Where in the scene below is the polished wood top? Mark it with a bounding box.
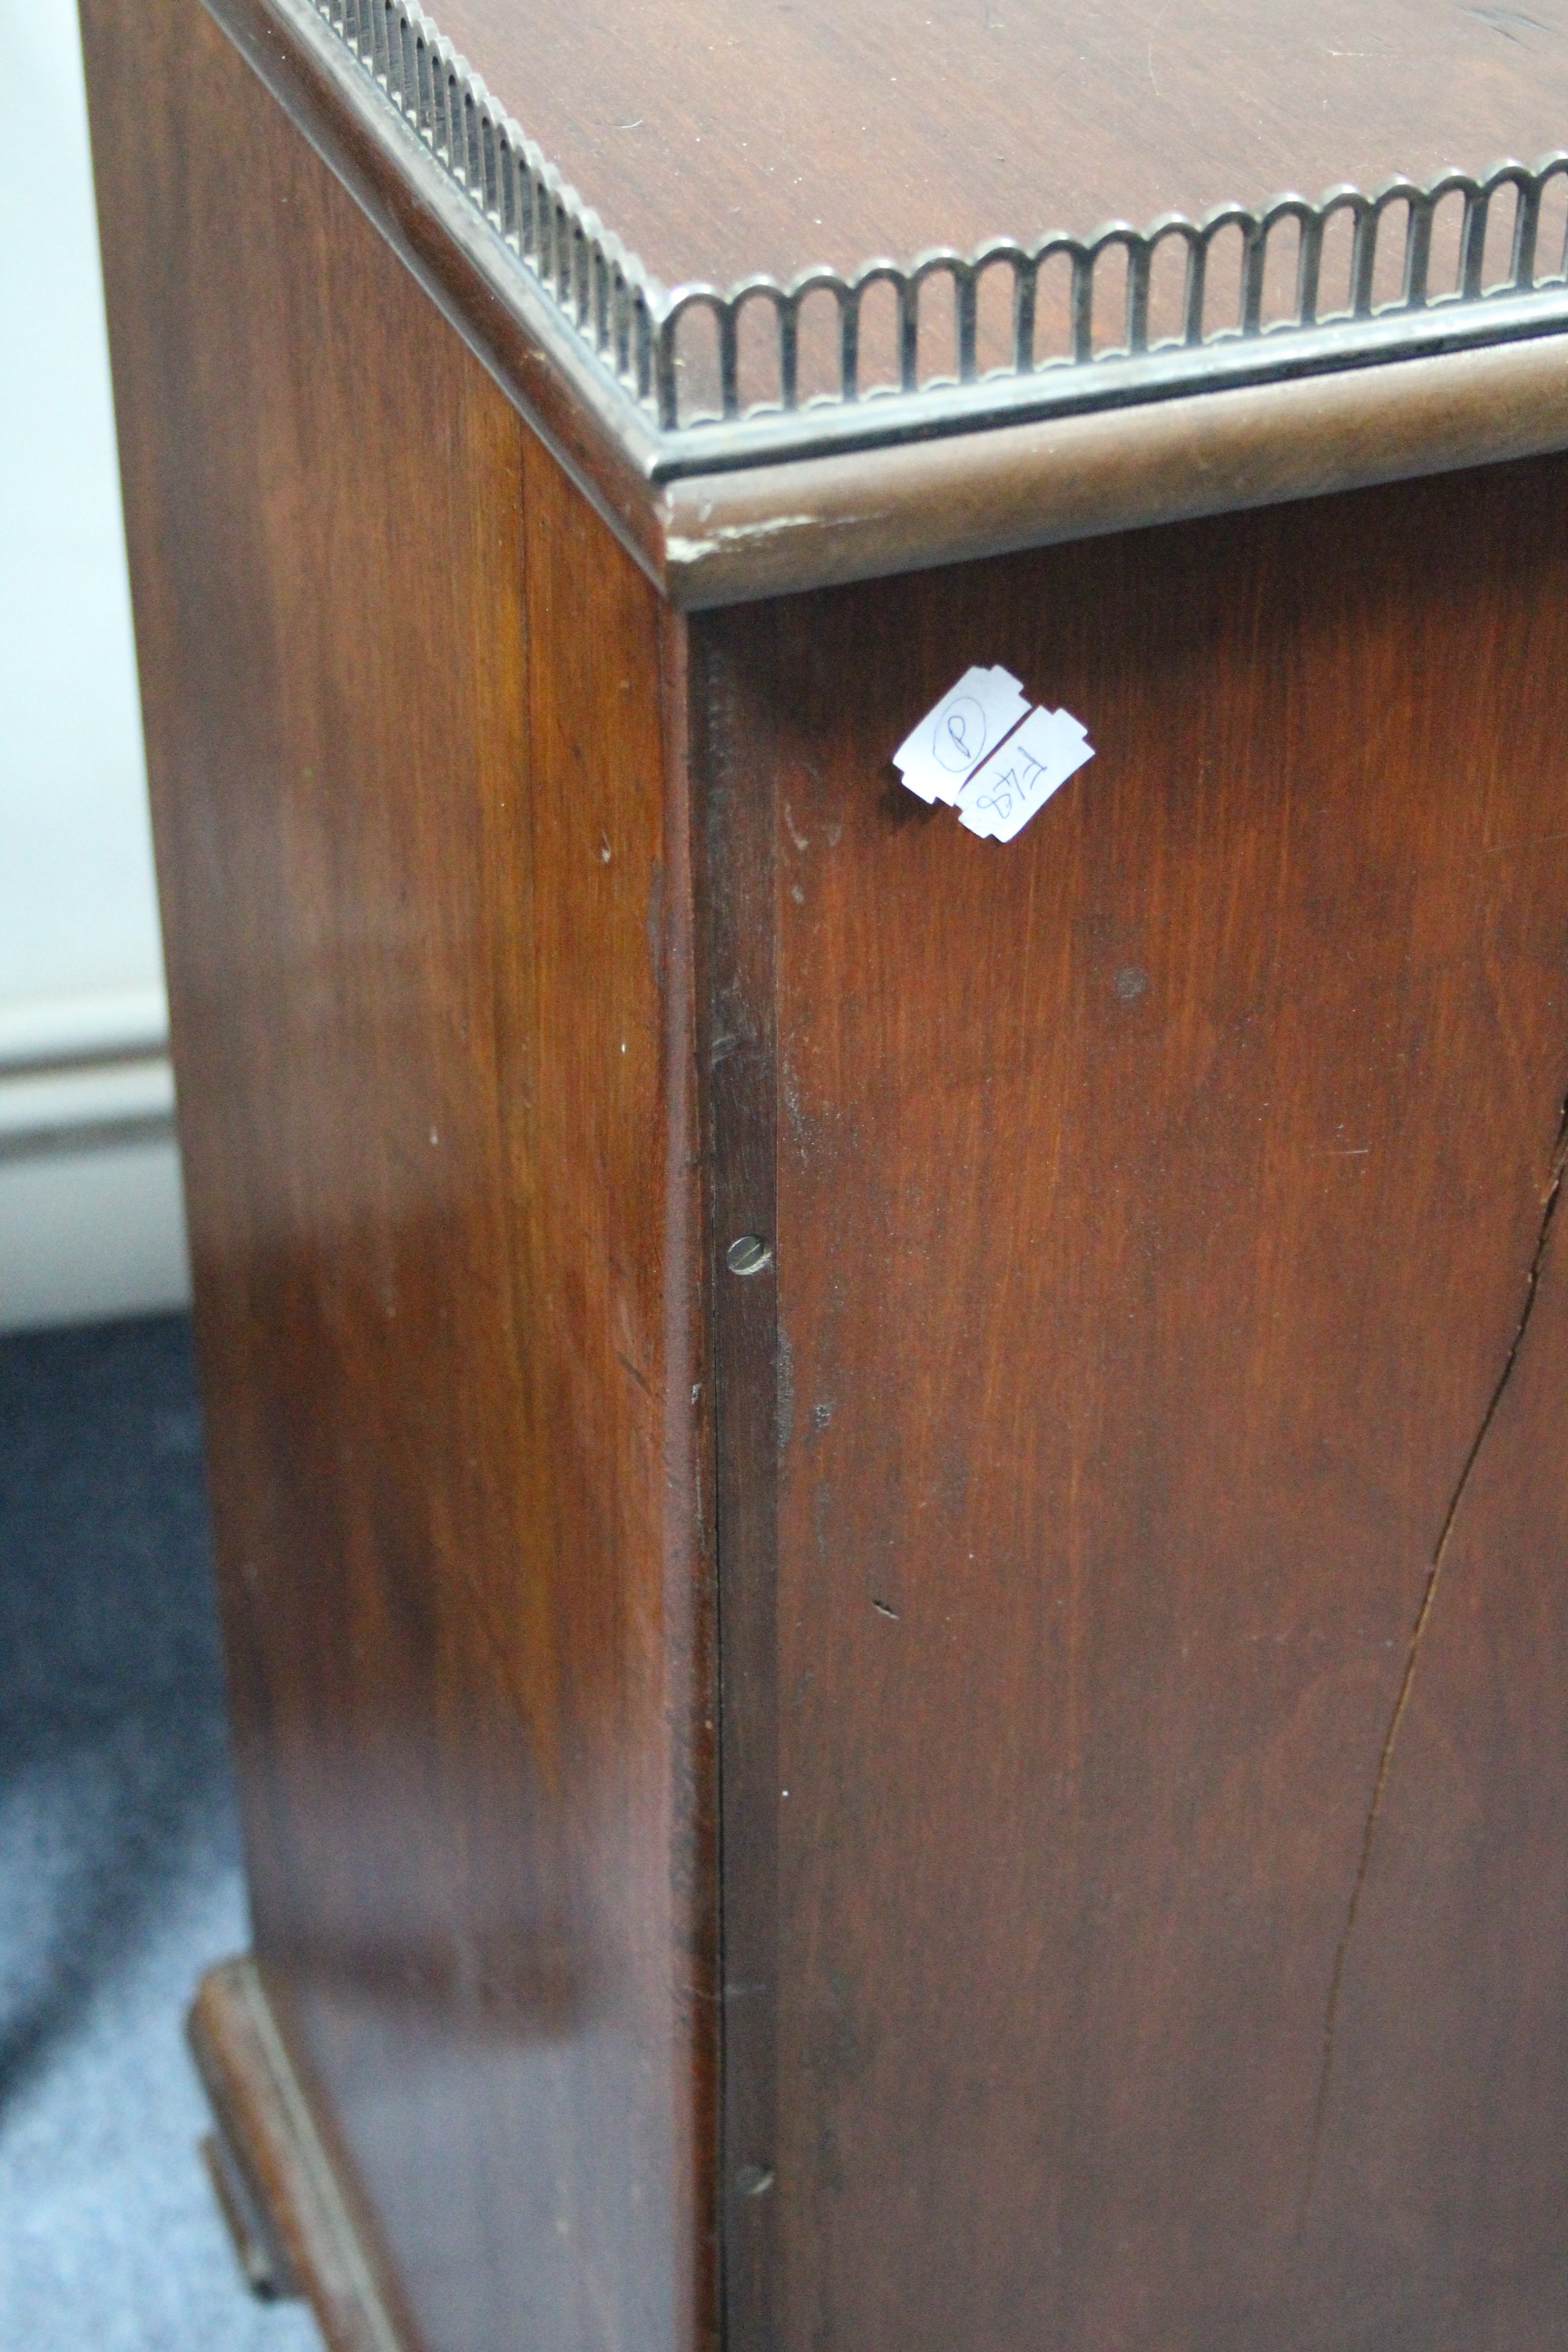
[434,0,1568,286]
[200,0,1568,602]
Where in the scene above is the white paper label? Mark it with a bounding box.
[894,669,1095,843]
[956,705,1094,842]
[892,665,1031,805]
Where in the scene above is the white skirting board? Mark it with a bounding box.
[0,986,192,1334]
[3,0,189,1334]
[0,1135,191,1334]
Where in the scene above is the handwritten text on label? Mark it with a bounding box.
[892,666,1031,805]
[894,670,1095,843]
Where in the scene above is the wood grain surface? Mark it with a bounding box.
[426,0,1568,287]
[81,4,717,2348]
[193,0,670,583]
[696,453,1568,2351]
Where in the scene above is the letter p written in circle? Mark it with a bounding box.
[933,694,986,775]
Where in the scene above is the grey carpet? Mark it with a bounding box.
[0,1314,319,2351]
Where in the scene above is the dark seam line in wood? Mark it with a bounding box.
[707,728,730,2350]
[701,642,738,2343]
[1298,1085,1568,2231]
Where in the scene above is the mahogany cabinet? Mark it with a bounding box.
[80,0,1568,2343]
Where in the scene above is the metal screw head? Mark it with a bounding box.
[735,2163,775,2198]
[726,1234,773,1277]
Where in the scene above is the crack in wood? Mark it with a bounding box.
[1298,1088,1568,2231]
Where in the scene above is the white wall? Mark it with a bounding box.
[0,0,191,1331]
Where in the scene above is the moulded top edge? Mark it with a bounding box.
[203,0,1568,603]
[287,0,1568,456]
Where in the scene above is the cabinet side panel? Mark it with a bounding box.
[704,459,1568,2352]
[79,2,714,2347]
